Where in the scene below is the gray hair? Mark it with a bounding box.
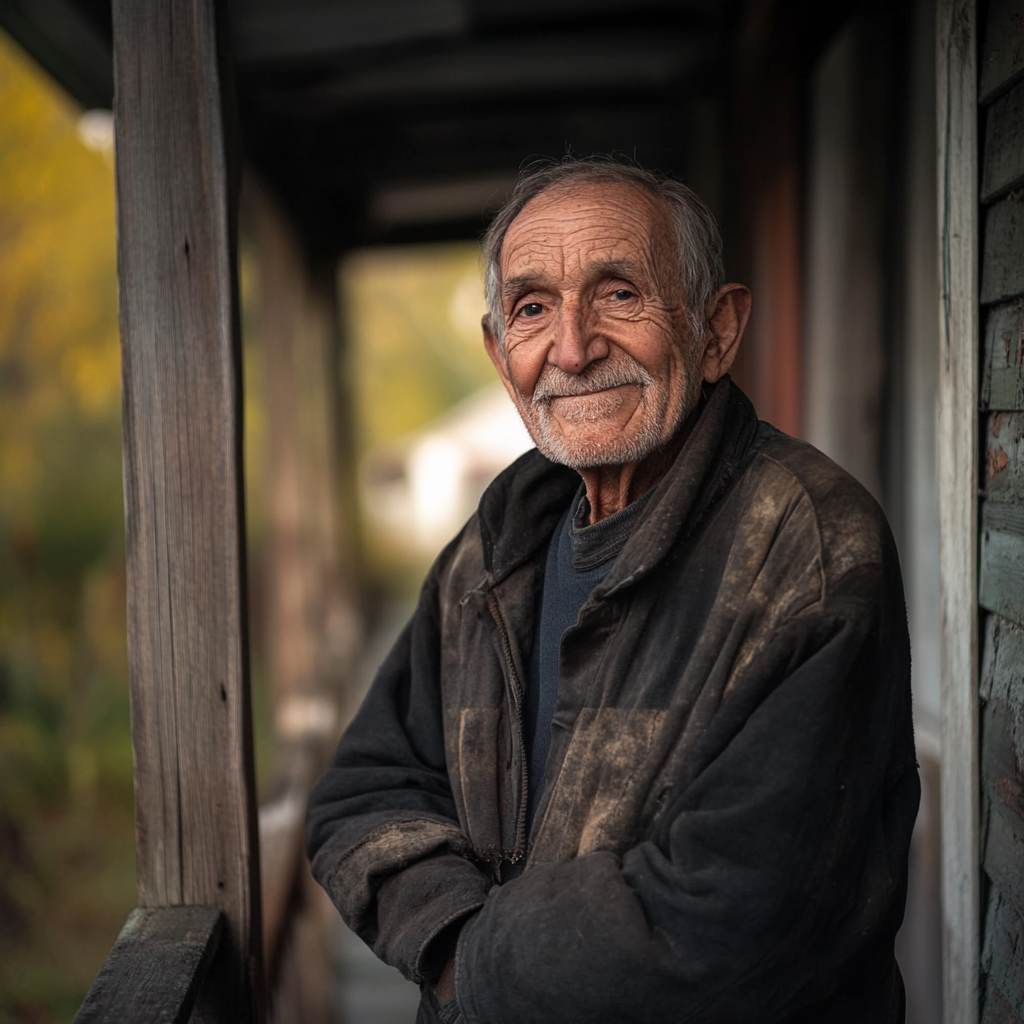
[482,156,725,350]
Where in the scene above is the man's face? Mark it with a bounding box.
[486,182,703,470]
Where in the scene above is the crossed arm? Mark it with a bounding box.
[307,576,918,1023]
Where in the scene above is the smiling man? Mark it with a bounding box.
[307,159,920,1024]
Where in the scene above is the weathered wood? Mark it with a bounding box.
[981,198,1024,306]
[937,2,980,1021]
[244,178,346,746]
[979,0,1024,105]
[983,705,1024,844]
[982,981,1024,1024]
[242,177,357,988]
[984,411,1024,504]
[984,800,1024,925]
[980,528,1024,627]
[979,613,1024,705]
[73,906,222,1024]
[982,301,1024,410]
[983,500,1024,536]
[982,80,1024,203]
[981,888,1024,1023]
[111,0,262,1019]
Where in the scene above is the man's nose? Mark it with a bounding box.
[547,302,607,374]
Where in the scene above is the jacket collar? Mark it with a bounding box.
[477,376,761,588]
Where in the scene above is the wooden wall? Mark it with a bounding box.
[977,0,1024,1019]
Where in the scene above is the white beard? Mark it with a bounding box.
[515,356,690,470]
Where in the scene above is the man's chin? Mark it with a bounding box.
[533,427,661,471]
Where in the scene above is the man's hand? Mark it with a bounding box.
[436,951,457,1006]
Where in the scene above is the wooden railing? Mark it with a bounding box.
[73,909,223,1024]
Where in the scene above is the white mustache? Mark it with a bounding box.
[531,362,653,407]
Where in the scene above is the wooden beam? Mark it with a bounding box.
[0,0,113,110]
[111,0,262,1019]
[73,907,222,1024]
[936,1,980,1022]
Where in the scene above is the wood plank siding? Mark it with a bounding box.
[978,0,1024,1018]
[111,0,262,1018]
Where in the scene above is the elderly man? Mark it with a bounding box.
[306,159,919,1024]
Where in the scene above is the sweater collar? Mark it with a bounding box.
[478,376,760,588]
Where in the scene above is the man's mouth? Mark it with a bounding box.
[535,381,642,407]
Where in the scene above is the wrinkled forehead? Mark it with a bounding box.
[499,182,675,283]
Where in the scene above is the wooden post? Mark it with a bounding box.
[246,178,346,750]
[112,0,263,1020]
[936,1,979,1022]
[244,177,359,1021]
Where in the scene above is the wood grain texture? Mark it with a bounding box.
[73,906,221,1024]
[979,613,1024,705]
[937,1,980,1021]
[981,888,1024,1023]
[980,528,1024,626]
[111,0,262,1019]
[982,301,1024,410]
[982,80,1024,203]
[979,0,1024,105]
[981,198,1024,306]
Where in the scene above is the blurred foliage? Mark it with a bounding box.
[343,244,494,592]
[0,31,135,1023]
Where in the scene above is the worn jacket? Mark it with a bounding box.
[307,377,920,1024]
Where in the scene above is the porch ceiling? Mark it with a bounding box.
[2,0,735,253]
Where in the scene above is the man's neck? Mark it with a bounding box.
[576,400,702,524]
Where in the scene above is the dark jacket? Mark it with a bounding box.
[307,377,920,1024]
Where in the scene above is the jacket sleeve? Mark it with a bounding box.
[454,585,920,1024]
[305,559,493,985]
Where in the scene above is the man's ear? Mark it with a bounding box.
[700,284,751,383]
[483,314,513,391]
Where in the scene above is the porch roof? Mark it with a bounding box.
[1,0,734,254]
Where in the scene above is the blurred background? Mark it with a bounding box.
[0,0,954,1019]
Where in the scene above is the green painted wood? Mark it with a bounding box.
[981,199,1024,306]
[983,412,1024,503]
[984,795,1024,923]
[983,501,1024,536]
[980,0,1024,105]
[980,528,1024,627]
[73,906,222,1024]
[983,80,1024,203]
[980,613,1024,705]
[982,982,1024,1024]
[982,301,1024,411]
[981,698,1024,835]
[982,887,1024,1022]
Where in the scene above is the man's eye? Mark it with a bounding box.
[518,302,544,317]
[612,289,634,301]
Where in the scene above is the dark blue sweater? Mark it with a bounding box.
[524,485,653,831]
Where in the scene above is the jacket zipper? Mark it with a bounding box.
[486,592,528,864]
